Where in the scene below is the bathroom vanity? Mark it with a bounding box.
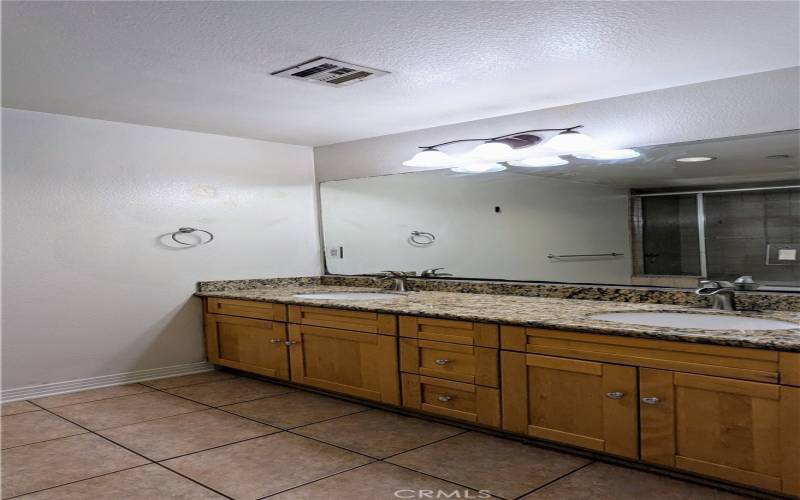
[198,284,800,497]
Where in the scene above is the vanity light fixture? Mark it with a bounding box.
[675,156,716,163]
[574,149,641,160]
[509,156,569,168]
[542,128,599,153]
[404,125,584,167]
[450,163,507,174]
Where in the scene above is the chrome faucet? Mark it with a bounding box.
[377,271,414,292]
[420,267,453,278]
[695,280,736,310]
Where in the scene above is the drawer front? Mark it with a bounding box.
[401,373,500,427]
[501,326,781,383]
[399,316,498,347]
[288,305,396,335]
[400,338,498,387]
[206,298,287,322]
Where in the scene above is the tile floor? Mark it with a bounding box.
[0,371,755,499]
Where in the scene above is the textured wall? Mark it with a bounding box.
[314,68,800,181]
[2,108,321,390]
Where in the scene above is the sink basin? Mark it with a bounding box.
[293,292,403,301]
[589,312,800,330]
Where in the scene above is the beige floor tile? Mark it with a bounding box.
[221,390,367,428]
[1,410,87,449]
[162,432,372,499]
[1,400,39,416]
[1,433,148,499]
[293,409,463,458]
[521,462,750,500]
[387,432,590,499]
[32,384,154,409]
[164,377,296,406]
[270,461,491,500]
[98,408,279,460]
[141,370,238,389]
[15,464,224,499]
[50,392,207,431]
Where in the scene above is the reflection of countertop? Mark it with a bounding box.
[196,285,800,352]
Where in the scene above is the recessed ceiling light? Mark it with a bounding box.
[675,156,716,162]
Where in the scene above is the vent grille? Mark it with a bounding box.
[271,57,389,87]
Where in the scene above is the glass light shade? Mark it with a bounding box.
[509,156,569,168]
[574,149,640,160]
[675,156,716,163]
[466,141,516,161]
[402,149,457,167]
[543,130,598,153]
[450,162,507,174]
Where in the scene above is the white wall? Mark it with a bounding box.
[321,170,631,284]
[2,108,321,391]
[314,68,800,181]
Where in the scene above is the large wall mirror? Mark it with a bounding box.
[319,130,800,290]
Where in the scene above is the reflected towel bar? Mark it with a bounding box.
[547,252,624,258]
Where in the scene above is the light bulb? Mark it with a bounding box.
[466,141,516,161]
[402,148,457,167]
[450,163,506,174]
[509,156,569,168]
[543,130,598,154]
[675,156,716,163]
[574,149,640,160]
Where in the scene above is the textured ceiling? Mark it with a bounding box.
[3,1,798,146]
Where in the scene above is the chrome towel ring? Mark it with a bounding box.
[409,230,436,246]
[171,227,214,246]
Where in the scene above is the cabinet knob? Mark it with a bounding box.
[285,340,299,346]
[434,359,450,365]
[641,396,661,405]
[605,391,625,400]
[437,394,453,402]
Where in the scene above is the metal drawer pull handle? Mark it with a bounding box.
[437,395,453,402]
[285,340,299,346]
[434,359,450,365]
[269,339,283,344]
[605,391,625,400]
[641,397,661,405]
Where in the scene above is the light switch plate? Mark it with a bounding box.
[766,244,799,265]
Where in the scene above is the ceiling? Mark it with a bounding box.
[3,1,798,146]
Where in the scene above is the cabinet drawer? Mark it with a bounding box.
[401,374,500,427]
[288,305,396,335]
[501,326,781,383]
[399,316,498,347]
[206,298,287,322]
[400,338,498,387]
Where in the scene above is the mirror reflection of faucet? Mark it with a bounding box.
[420,267,452,278]
[695,280,736,310]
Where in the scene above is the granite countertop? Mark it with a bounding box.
[196,285,800,352]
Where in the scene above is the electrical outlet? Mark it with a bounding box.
[327,246,344,259]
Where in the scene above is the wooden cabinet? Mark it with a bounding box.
[205,314,290,380]
[501,351,638,459]
[288,305,396,335]
[400,316,498,347]
[400,338,499,387]
[639,368,799,496]
[206,298,286,321]
[402,373,501,427]
[287,324,400,405]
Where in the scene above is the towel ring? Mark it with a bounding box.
[409,230,435,246]
[171,227,214,246]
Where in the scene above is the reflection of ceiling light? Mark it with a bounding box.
[509,156,568,168]
[675,156,716,162]
[542,130,598,153]
[450,163,506,174]
[466,141,516,161]
[402,148,457,167]
[575,149,640,160]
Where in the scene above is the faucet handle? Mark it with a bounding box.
[421,267,453,278]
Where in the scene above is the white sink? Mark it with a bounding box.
[293,292,403,301]
[589,312,800,330]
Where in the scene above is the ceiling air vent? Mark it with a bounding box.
[271,57,389,87]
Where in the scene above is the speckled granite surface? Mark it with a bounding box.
[196,285,800,352]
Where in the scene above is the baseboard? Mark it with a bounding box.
[1,361,215,403]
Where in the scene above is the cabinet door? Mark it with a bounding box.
[501,351,638,459]
[640,369,800,496]
[288,324,400,405]
[205,314,289,380]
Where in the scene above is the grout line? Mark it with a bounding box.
[0,429,92,451]
[256,461,378,499]
[154,431,285,463]
[374,460,493,497]
[511,461,595,500]
[378,430,469,461]
[1,464,155,500]
[151,462,236,500]
[28,386,158,410]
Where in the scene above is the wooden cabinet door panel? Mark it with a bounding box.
[401,374,501,427]
[206,298,287,321]
[205,314,289,380]
[400,338,498,387]
[501,351,638,459]
[640,369,799,496]
[288,324,400,405]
